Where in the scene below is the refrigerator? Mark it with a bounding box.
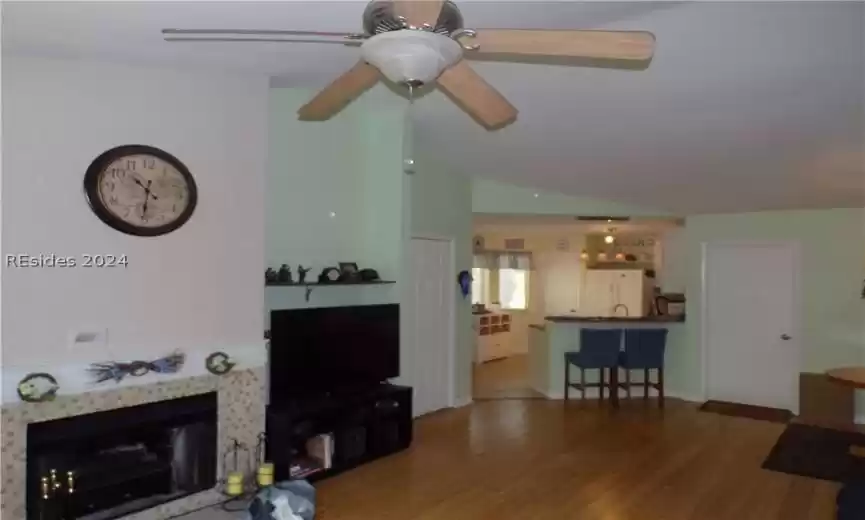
[580,269,653,317]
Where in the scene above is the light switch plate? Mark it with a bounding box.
[69,328,108,350]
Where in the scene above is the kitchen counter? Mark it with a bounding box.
[545,315,685,323]
[528,314,685,399]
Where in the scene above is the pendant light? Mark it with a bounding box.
[604,227,616,244]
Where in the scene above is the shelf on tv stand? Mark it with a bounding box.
[265,280,396,302]
[266,384,412,483]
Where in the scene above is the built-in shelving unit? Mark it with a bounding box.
[265,280,396,302]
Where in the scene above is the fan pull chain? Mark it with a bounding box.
[402,84,416,175]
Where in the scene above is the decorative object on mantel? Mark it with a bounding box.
[265,268,279,284]
[277,264,293,283]
[205,351,236,375]
[318,267,341,284]
[338,262,360,282]
[358,268,380,282]
[297,265,312,283]
[458,270,472,299]
[17,372,60,403]
[87,351,185,384]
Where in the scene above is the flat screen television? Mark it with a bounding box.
[269,304,400,403]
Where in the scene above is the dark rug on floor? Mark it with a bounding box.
[762,423,865,482]
[699,400,793,423]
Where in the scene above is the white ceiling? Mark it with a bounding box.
[3,1,863,214]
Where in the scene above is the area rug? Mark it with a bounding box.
[762,423,865,482]
[699,400,793,423]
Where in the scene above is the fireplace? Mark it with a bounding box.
[26,392,217,520]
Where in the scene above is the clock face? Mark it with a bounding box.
[84,145,197,236]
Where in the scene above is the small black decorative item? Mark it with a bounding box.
[17,372,60,403]
[265,268,278,284]
[318,267,341,284]
[359,268,380,282]
[338,262,360,282]
[205,352,236,375]
[88,351,185,384]
[297,265,312,284]
[277,264,293,283]
[458,270,472,299]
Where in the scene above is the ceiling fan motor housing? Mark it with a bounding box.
[362,0,465,35]
[361,31,463,85]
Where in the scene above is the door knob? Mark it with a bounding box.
[780,334,791,340]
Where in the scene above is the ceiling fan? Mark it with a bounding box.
[163,0,655,130]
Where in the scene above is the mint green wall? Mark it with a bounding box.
[672,208,865,402]
[472,178,673,217]
[411,153,473,402]
[265,88,403,317]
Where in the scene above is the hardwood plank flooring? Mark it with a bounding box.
[313,399,837,520]
[473,354,546,400]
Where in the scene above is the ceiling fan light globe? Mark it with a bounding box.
[361,30,462,85]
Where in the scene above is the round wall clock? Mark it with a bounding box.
[83,144,198,237]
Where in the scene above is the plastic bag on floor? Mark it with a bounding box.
[245,480,316,520]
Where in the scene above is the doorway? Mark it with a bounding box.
[404,237,455,417]
[703,241,801,413]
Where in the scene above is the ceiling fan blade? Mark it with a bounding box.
[462,29,655,61]
[162,28,367,40]
[436,60,517,130]
[392,0,445,28]
[297,61,380,121]
[163,37,362,46]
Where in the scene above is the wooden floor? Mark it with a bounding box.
[314,399,838,520]
[473,354,546,400]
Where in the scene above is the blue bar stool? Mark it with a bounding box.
[564,329,623,404]
[619,329,668,408]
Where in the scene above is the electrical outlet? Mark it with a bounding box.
[69,328,108,349]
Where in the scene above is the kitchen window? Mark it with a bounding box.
[498,268,529,310]
[471,267,490,305]
[497,252,531,310]
[472,252,532,310]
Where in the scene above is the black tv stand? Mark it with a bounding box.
[266,384,412,482]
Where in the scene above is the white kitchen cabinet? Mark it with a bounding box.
[580,269,650,317]
[474,313,513,363]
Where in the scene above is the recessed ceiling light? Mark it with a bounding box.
[533,193,539,198]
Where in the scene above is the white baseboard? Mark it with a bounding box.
[453,396,473,408]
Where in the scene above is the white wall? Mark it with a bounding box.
[1,56,269,400]
[265,87,403,315]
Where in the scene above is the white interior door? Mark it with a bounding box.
[704,242,800,412]
[406,237,453,417]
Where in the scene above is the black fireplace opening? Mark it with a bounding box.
[27,392,217,520]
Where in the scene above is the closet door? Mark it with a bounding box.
[406,238,454,417]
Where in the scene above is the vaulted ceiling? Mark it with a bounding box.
[3,1,863,214]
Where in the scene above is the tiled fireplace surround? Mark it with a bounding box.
[0,367,267,520]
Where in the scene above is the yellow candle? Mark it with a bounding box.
[257,463,274,487]
[226,472,244,496]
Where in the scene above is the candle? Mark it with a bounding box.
[226,472,244,496]
[257,463,274,487]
